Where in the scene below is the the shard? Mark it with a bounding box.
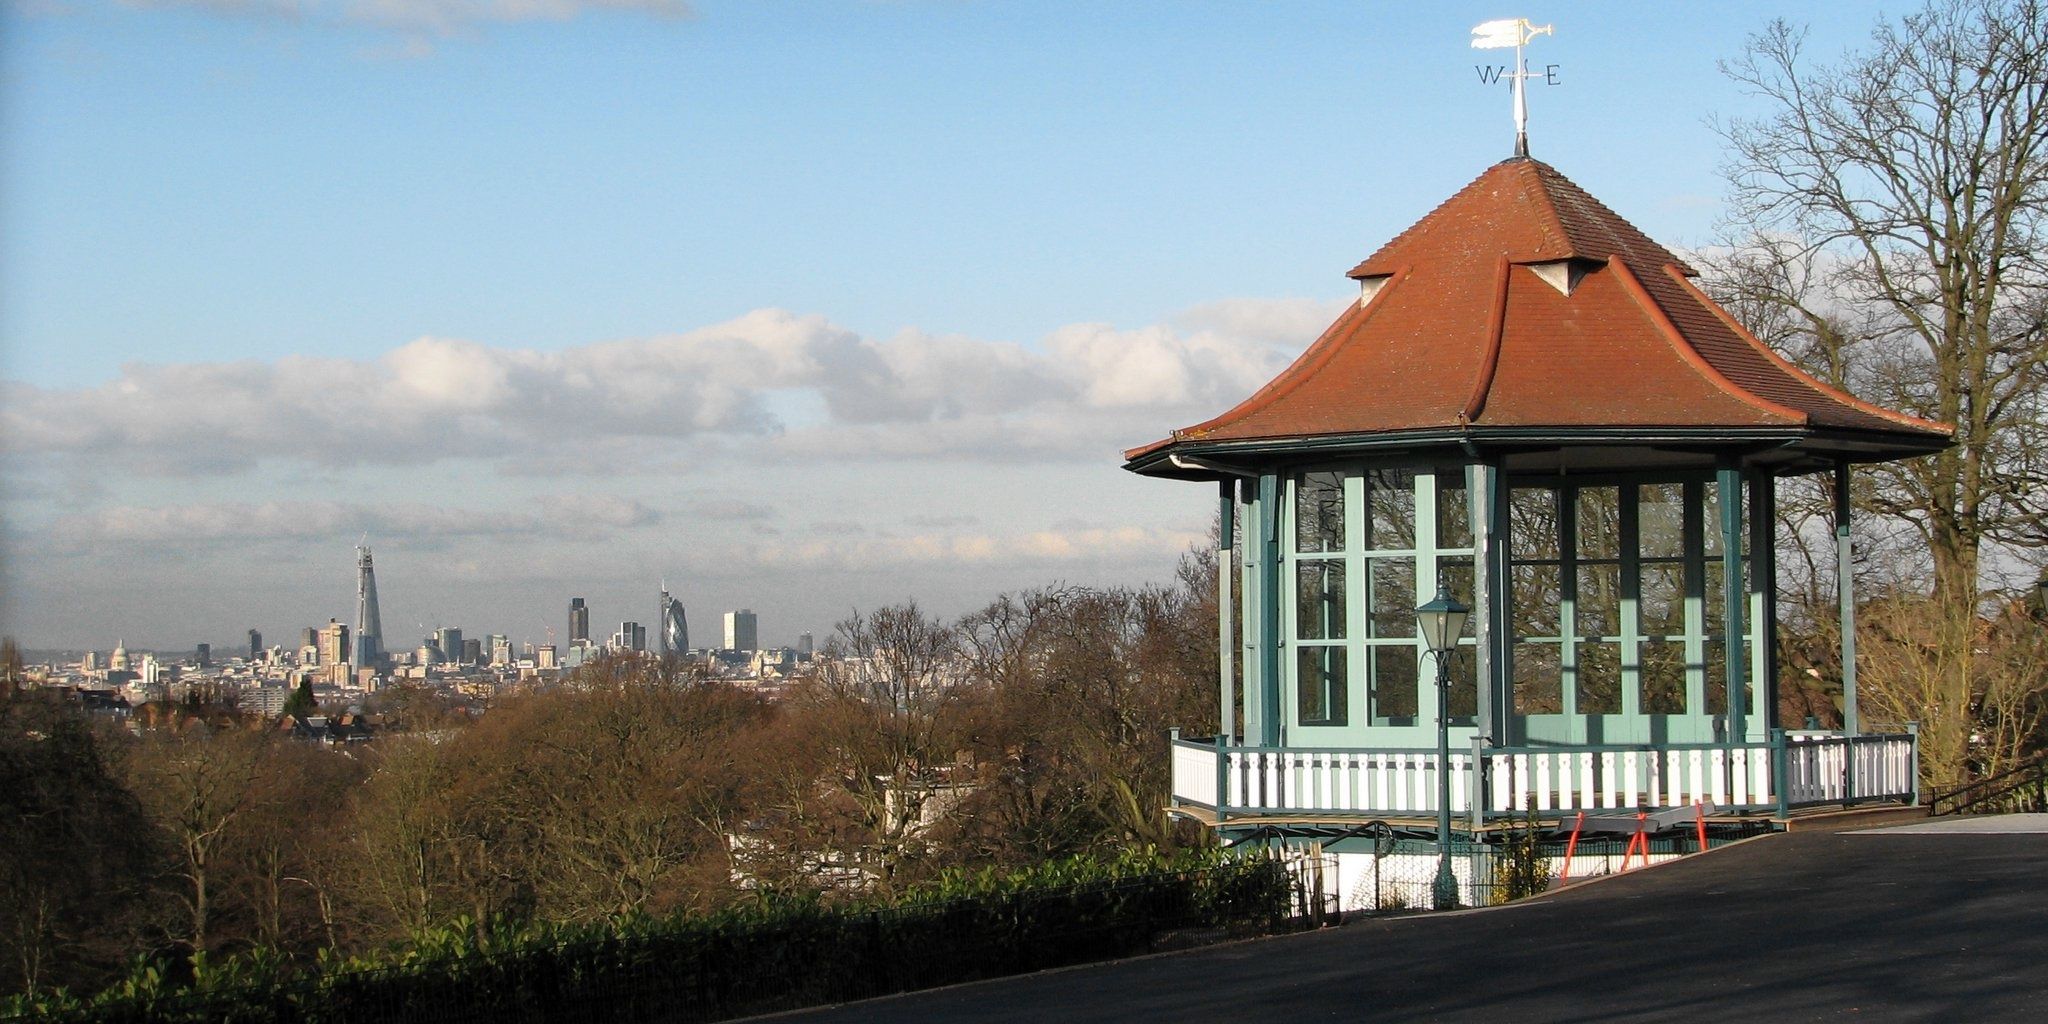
[354,544,384,667]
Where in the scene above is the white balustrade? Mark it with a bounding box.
[1169,733,1917,819]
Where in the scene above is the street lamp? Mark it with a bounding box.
[1417,585,1471,910]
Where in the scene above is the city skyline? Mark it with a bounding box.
[0,3,1887,648]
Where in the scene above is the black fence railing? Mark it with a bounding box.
[1928,753,2048,816]
[8,858,1297,1024]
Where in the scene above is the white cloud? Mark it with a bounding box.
[747,524,1204,573]
[47,496,659,548]
[3,302,1320,477]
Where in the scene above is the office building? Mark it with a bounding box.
[613,621,646,652]
[354,545,384,667]
[723,609,758,652]
[569,598,590,644]
[435,627,463,666]
[248,629,262,661]
[316,620,350,668]
[660,586,688,655]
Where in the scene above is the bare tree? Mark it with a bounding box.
[1714,0,2048,599]
[127,725,266,956]
[800,602,967,893]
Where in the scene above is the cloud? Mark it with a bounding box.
[47,496,659,548]
[746,524,1204,573]
[690,499,776,522]
[4,302,1322,477]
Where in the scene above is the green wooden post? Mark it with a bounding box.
[1834,461,1860,736]
[1258,473,1283,748]
[1469,734,1488,833]
[1771,727,1791,819]
[1718,462,1746,746]
[1218,481,1236,745]
[1907,721,1921,807]
[1214,734,1230,824]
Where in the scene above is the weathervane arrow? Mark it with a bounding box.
[1472,17,1555,158]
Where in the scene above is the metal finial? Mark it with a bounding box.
[1472,18,1555,157]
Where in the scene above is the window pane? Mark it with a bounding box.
[1704,562,1723,636]
[1576,643,1622,715]
[1298,646,1348,726]
[1370,557,1416,637]
[1437,473,1472,549]
[1513,642,1563,715]
[1704,639,1726,715]
[1509,487,1560,559]
[1511,563,1561,637]
[1371,645,1418,722]
[1640,563,1685,636]
[1445,646,1477,722]
[1366,469,1417,550]
[1577,563,1621,638]
[1641,640,1687,714]
[1295,560,1347,640]
[1295,472,1345,553]
[1639,483,1685,559]
[1437,557,1475,617]
[1576,486,1621,559]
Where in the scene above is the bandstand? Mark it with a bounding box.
[1126,155,1951,906]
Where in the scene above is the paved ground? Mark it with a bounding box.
[760,821,2048,1023]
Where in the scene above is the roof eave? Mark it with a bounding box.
[1123,423,1952,479]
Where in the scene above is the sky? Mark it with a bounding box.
[0,0,1897,653]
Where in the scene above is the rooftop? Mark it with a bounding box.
[1125,158,1950,477]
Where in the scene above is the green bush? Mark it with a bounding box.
[4,848,1292,1024]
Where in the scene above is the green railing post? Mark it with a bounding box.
[1770,728,1790,820]
[1907,722,1921,808]
[1214,734,1230,825]
[1470,734,1488,834]
[1843,734,1858,805]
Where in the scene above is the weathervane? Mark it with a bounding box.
[1471,17,1555,158]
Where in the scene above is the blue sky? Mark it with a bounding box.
[1,1,1890,651]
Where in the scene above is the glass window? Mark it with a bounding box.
[1442,646,1478,723]
[1704,639,1728,715]
[1509,487,1560,559]
[1576,644,1623,715]
[1576,486,1621,559]
[1371,646,1418,723]
[1295,561,1346,640]
[1298,646,1347,725]
[1639,563,1686,637]
[1437,475,1472,549]
[1639,483,1685,559]
[1370,558,1416,637]
[1641,640,1687,714]
[1512,643,1563,715]
[1511,563,1561,637]
[1577,564,1621,638]
[1366,469,1417,550]
[1295,472,1344,553]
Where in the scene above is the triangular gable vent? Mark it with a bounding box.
[1358,274,1392,308]
[1525,258,1598,296]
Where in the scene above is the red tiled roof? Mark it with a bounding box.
[1125,158,1951,465]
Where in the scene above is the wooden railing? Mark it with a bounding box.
[1169,730,1918,823]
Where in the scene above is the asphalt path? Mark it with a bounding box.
[760,820,2048,1023]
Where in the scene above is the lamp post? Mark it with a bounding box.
[1417,586,1471,910]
